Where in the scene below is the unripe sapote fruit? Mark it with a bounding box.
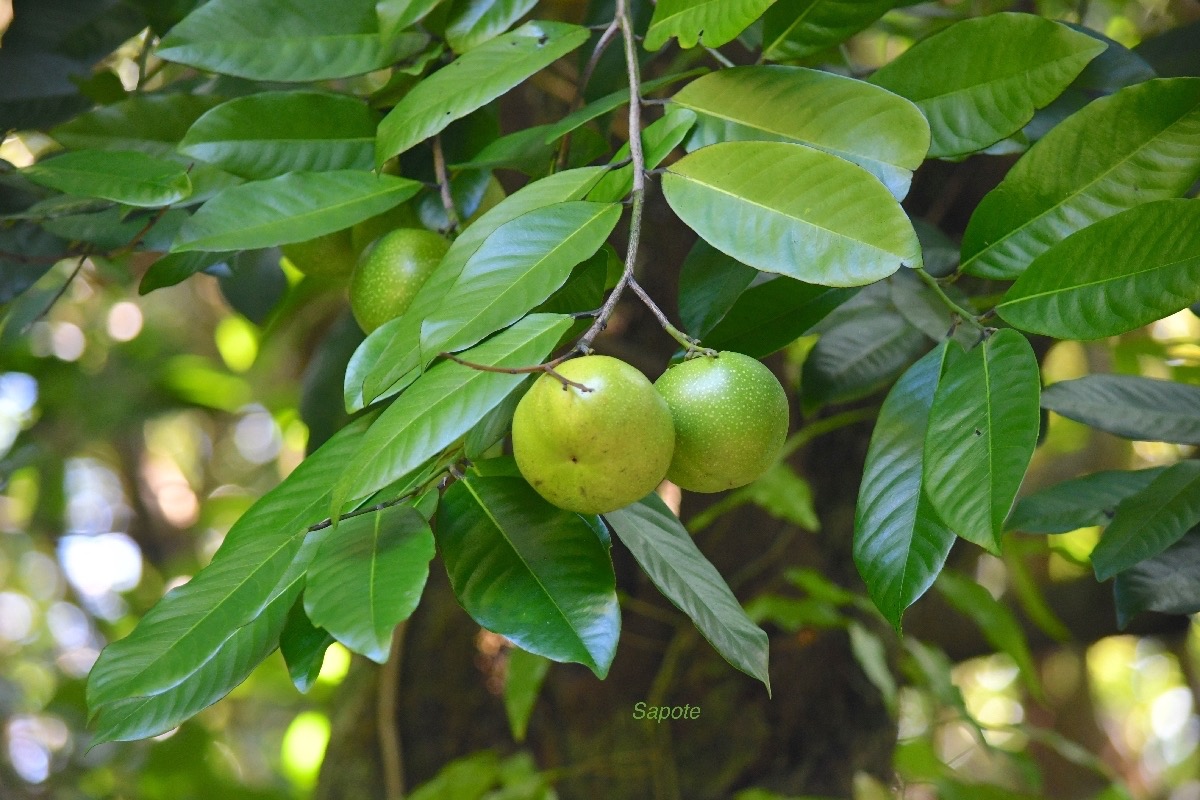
[348,228,449,333]
[281,228,358,277]
[512,356,675,515]
[654,351,789,493]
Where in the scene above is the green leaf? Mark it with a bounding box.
[420,201,621,356]
[997,200,1200,340]
[0,224,68,303]
[332,313,571,514]
[1040,374,1200,445]
[504,646,550,742]
[345,167,606,411]
[869,13,1105,159]
[762,0,898,62]
[645,0,777,50]
[173,171,421,252]
[663,142,921,287]
[139,252,229,295]
[446,0,537,52]
[677,240,756,339]
[588,107,698,203]
[177,92,377,180]
[673,66,929,198]
[305,505,435,663]
[605,494,771,693]
[961,78,1200,280]
[377,21,589,163]
[1091,460,1200,581]
[23,150,191,207]
[409,752,500,800]
[1007,468,1166,534]
[703,277,855,357]
[1114,525,1200,629]
[923,330,1041,553]
[376,0,445,39]
[157,0,426,81]
[438,476,620,677]
[280,599,334,693]
[51,94,224,157]
[853,344,956,630]
[742,463,820,529]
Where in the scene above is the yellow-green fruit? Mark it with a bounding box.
[512,356,675,515]
[350,202,423,254]
[654,352,789,493]
[280,228,358,277]
[348,229,449,333]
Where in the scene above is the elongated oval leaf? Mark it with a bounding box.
[178,92,377,180]
[504,646,550,742]
[438,476,620,677]
[997,200,1200,340]
[1114,525,1200,629]
[332,313,571,514]
[923,330,1041,553]
[305,505,435,664]
[678,240,757,338]
[645,0,776,50]
[280,600,333,694]
[853,344,956,630]
[1007,467,1167,533]
[156,0,426,81]
[173,171,420,252]
[23,150,191,207]
[52,94,225,157]
[762,0,896,61]
[674,66,929,198]
[377,21,589,163]
[446,0,537,52]
[869,13,1105,158]
[605,494,771,692]
[1092,460,1200,581]
[1039,374,1200,445]
[663,141,921,287]
[961,78,1200,279]
[705,278,856,358]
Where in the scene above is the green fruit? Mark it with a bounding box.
[348,228,449,333]
[654,351,789,493]
[512,356,675,515]
[281,228,357,277]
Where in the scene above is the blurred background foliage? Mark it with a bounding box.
[2,0,1200,798]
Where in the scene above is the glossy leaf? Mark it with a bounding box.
[997,200,1200,340]
[376,0,444,38]
[438,476,620,677]
[446,0,537,52]
[23,150,191,207]
[663,141,921,287]
[504,647,550,742]
[305,505,435,663]
[709,277,855,359]
[178,92,377,180]
[1114,525,1200,629]
[762,0,897,61]
[156,0,426,81]
[645,0,776,50]
[923,330,1041,553]
[280,599,333,694]
[332,314,570,514]
[1091,460,1200,581]
[869,13,1105,158]
[377,21,589,163]
[173,171,420,252]
[1039,374,1200,445]
[937,571,1041,698]
[420,201,621,356]
[674,66,929,198]
[605,494,771,693]
[1007,468,1166,534]
[961,78,1200,279]
[677,240,757,338]
[853,344,956,630]
[51,94,224,157]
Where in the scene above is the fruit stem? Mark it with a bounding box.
[439,351,593,393]
[628,278,717,357]
[914,267,987,334]
[432,134,460,235]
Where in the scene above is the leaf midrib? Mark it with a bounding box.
[1002,251,1200,306]
[1097,469,1200,577]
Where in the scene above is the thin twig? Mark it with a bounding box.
[135,29,155,92]
[440,351,592,392]
[913,268,987,334]
[378,623,406,800]
[25,255,87,331]
[628,278,715,356]
[703,45,735,68]
[557,19,621,170]
[431,135,460,234]
[110,206,171,257]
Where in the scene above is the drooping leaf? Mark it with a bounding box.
[446,0,538,52]
[177,91,377,180]
[605,494,771,693]
[172,171,420,252]
[438,476,620,677]
[1040,374,1200,446]
[305,504,435,663]
[23,150,191,207]
[1007,468,1166,533]
[869,13,1105,158]
[663,141,921,287]
[420,201,621,357]
[961,78,1200,280]
[645,0,777,50]
[51,94,224,157]
[677,240,757,339]
[156,0,427,81]
[853,344,956,630]
[377,21,589,163]
[504,646,550,742]
[280,599,334,693]
[332,313,571,514]
[673,66,929,198]
[0,224,69,303]
[703,277,855,357]
[762,0,898,61]
[923,330,1041,553]
[1114,525,1200,629]
[1091,460,1200,581]
[997,200,1200,340]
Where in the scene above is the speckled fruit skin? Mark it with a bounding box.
[348,228,449,333]
[654,352,789,493]
[512,356,675,515]
[281,228,358,277]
